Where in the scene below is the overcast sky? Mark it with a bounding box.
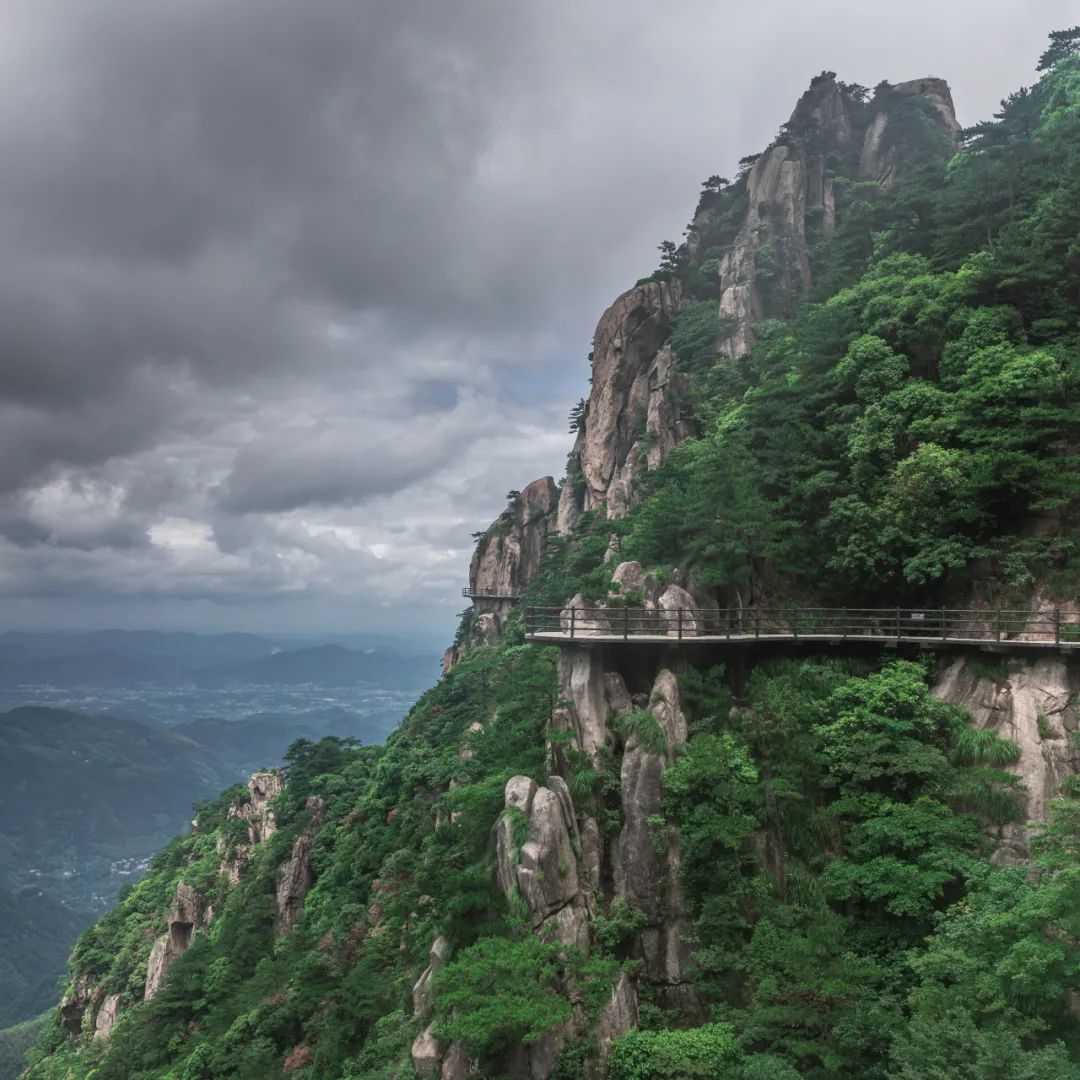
[0,0,1072,641]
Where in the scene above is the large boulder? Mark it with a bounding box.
[609,560,647,599]
[560,593,610,636]
[495,776,589,948]
[658,584,698,636]
[411,1023,442,1079]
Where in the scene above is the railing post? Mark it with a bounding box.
[526,605,532,635]
[793,608,798,640]
[570,605,576,640]
[895,607,901,642]
[941,607,946,641]
[1055,607,1061,645]
[755,610,760,639]
[678,608,683,641]
[842,608,847,640]
[996,610,1001,643]
[623,605,629,641]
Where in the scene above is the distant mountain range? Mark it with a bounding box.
[0,630,438,691]
[0,628,438,1033]
[0,695,412,1028]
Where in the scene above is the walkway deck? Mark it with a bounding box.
[463,587,518,600]
[523,606,1080,653]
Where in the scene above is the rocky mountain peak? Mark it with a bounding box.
[788,70,854,140]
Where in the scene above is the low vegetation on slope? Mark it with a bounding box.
[23,634,1080,1078]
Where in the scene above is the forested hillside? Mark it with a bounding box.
[22,28,1080,1080]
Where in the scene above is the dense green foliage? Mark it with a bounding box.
[615,51,1080,605]
[26,639,560,1079]
[0,1014,46,1080]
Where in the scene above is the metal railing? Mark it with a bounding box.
[524,605,1080,647]
[463,587,519,600]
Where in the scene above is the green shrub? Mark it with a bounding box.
[608,1023,740,1080]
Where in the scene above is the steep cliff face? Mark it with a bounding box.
[859,77,961,186]
[414,650,697,1079]
[275,795,326,937]
[935,655,1080,862]
[557,280,693,530]
[549,73,961,539]
[470,477,559,601]
[576,281,687,520]
[217,768,284,882]
[716,73,959,361]
[444,477,559,672]
[144,883,212,1001]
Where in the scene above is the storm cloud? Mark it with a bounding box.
[0,0,1072,636]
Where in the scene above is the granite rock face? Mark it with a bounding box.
[935,655,1080,862]
[275,796,327,938]
[860,77,961,186]
[218,769,285,882]
[496,775,589,948]
[470,477,559,600]
[555,281,692,528]
[446,476,559,669]
[612,670,697,1013]
[145,882,212,1001]
[93,993,121,1040]
[717,73,960,362]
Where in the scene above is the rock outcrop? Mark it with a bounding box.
[470,477,559,600]
[496,775,590,949]
[613,670,697,1014]
[59,976,97,1036]
[145,882,212,1001]
[93,993,121,1039]
[446,477,559,670]
[563,281,690,524]
[717,73,960,362]
[551,646,629,762]
[412,935,452,1023]
[275,796,327,937]
[935,655,1080,862]
[218,769,284,882]
[860,78,961,187]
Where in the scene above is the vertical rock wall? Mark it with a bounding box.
[555,279,693,529]
[444,476,559,672]
[934,654,1080,862]
[717,73,960,362]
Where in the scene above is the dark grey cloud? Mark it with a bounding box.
[0,0,1073,633]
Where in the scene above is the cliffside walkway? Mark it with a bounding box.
[524,606,1080,653]
[463,587,518,600]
